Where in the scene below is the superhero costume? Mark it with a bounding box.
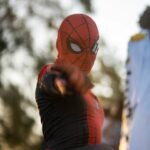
[35,14,104,150]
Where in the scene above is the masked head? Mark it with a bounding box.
[55,14,99,74]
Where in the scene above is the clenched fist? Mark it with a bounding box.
[50,64,93,94]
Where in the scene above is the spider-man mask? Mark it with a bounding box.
[55,14,99,74]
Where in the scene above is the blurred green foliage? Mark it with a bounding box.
[0,0,124,149]
[0,0,94,149]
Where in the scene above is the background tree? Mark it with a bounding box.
[0,0,124,149]
[0,0,95,149]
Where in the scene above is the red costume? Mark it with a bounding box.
[35,14,104,150]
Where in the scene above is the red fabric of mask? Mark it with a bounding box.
[55,14,99,74]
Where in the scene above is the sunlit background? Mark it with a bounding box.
[0,0,150,150]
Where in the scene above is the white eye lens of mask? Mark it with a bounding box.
[70,42,82,52]
[92,41,99,54]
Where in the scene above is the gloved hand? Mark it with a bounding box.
[50,64,93,94]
